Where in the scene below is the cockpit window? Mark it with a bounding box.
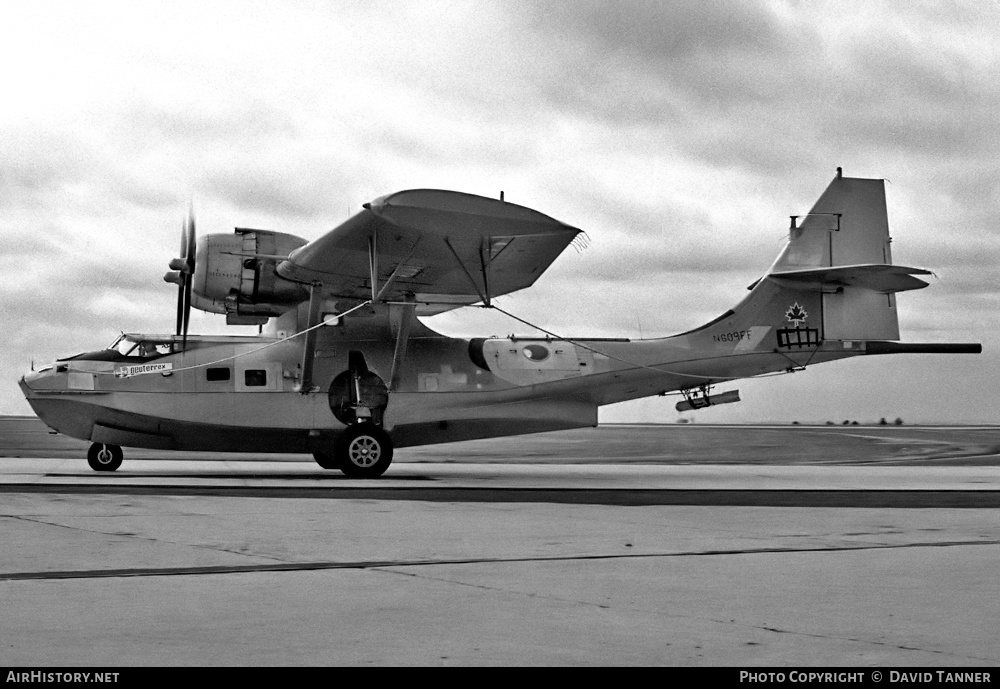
[107,335,173,358]
[107,334,134,356]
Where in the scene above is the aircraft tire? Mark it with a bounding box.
[337,423,393,479]
[312,452,339,470]
[87,443,123,472]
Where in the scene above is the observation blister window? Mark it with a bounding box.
[522,344,550,361]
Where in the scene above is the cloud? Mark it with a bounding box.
[0,128,100,205]
[496,0,1000,190]
[199,152,358,220]
[518,0,795,114]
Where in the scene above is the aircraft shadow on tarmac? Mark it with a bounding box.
[41,471,437,481]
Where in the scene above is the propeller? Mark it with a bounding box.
[163,206,197,347]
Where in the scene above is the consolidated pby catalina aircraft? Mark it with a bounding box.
[20,169,981,477]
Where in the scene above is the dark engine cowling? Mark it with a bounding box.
[192,229,310,322]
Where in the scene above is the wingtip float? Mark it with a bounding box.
[21,171,981,476]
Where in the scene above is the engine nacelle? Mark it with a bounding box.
[192,228,310,319]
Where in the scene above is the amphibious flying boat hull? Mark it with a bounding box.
[19,337,866,454]
[19,380,599,452]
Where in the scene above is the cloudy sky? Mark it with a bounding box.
[2,0,997,424]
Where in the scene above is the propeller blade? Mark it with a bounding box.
[182,276,192,347]
[176,281,185,336]
[182,207,196,346]
[170,204,198,345]
[183,205,196,273]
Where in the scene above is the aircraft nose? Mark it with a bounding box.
[20,366,58,393]
[19,373,37,395]
[20,370,43,392]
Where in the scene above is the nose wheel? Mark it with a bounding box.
[87,443,123,472]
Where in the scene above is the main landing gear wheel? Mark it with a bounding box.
[312,451,339,470]
[337,424,393,479]
[87,443,123,472]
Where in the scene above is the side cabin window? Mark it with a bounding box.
[235,362,281,392]
[244,369,267,387]
[206,367,231,382]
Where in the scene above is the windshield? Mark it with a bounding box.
[106,335,174,358]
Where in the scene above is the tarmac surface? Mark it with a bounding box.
[2,419,1000,666]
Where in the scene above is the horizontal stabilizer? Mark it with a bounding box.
[865,341,982,355]
[770,264,932,293]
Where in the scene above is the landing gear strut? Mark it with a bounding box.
[87,443,123,472]
[313,350,394,478]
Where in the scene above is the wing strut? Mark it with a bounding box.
[443,237,491,306]
[388,300,416,391]
[368,233,379,303]
[479,242,491,306]
[375,239,422,303]
[297,282,324,393]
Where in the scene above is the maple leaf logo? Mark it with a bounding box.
[785,303,808,327]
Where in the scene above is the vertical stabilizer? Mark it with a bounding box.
[770,174,892,272]
[768,173,903,341]
[691,171,932,352]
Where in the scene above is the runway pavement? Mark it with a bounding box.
[2,423,1000,666]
